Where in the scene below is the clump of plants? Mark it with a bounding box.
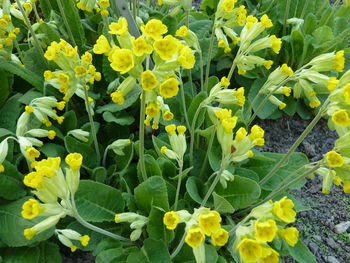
[0,0,349,262]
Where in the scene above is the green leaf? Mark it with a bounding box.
[312,26,333,44]
[0,198,54,247]
[134,176,169,214]
[189,20,213,39]
[286,240,317,263]
[0,57,43,89]
[103,111,135,126]
[187,91,208,127]
[64,136,98,168]
[213,192,235,214]
[0,171,26,200]
[137,154,162,181]
[60,0,86,48]
[143,238,171,263]
[61,110,77,134]
[75,180,125,222]
[96,248,126,263]
[97,86,141,113]
[0,70,10,106]
[40,143,66,158]
[92,167,107,183]
[186,176,207,205]
[147,206,173,242]
[0,94,23,132]
[18,90,42,105]
[215,176,261,210]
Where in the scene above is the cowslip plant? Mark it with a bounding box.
[0,0,349,263]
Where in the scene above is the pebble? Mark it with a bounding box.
[326,256,341,263]
[313,235,322,242]
[308,242,320,254]
[326,238,338,249]
[334,221,350,234]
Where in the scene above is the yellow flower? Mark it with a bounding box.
[272,196,296,223]
[162,110,174,121]
[159,78,179,98]
[44,70,54,81]
[56,116,65,124]
[309,99,321,108]
[65,153,83,170]
[222,117,238,133]
[333,175,342,186]
[26,147,40,160]
[25,105,35,114]
[176,26,189,37]
[279,102,287,110]
[235,87,245,106]
[0,164,4,173]
[81,52,93,64]
[23,172,44,189]
[263,60,273,69]
[154,35,180,61]
[111,91,125,105]
[23,2,33,11]
[141,19,168,40]
[334,50,345,72]
[177,125,186,134]
[56,101,66,111]
[220,77,230,87]
[99,0,110,8]
[110,49,135,74]
[0,19,8,27]
[326,77,339,91]
[132,36,153,56]
[74,66,87,77]
[93,35,111,54]
[222,0,237,12]
[270,35,282,54]
[281,63,293,76]
[325,151,344,167]
[145,102,160,118]
[215,108,232,120]
[250,125,265,146]
[185,227,205,248]
[34,157,60,177]
[235,127,247,142]
[283,86,291,97]
[21,198,44,219]
[109,17,128,36]
[48,130,56,140]
[24,228,37,240]
[280,227,299,247]
[260,247,279,263]
[246,15,258,30]
[141,70,158,91]
[332,110,350,127]
[80,235,90,246]
[165,124,176,135]
[343,180,350,193]
[343,84,350,104]
[177,46,195,69]
[260,14,273,28]
[254,219,277,242]
[163,211,180,230]
[58,73,70,84]
[71,245,77,252]
[211,228,228,246]
[198,210,222,235]
[237,238,262,263]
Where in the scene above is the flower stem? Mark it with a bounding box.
[201,167,225,206]
[189,101,205,167]
[259,102,328,186]
[174,163,183,210]
[204,21,216,91]
[83,87,101,165]
[180,75,190,129]
[199,128,216,177]
[139,91,148,181]
[56,0,76,46]
[283,0,291,35]
[16,0,48,67]
[199,51,204,91]
[102,146,110,167]
[170,233,186,259]
[74,213,131,242]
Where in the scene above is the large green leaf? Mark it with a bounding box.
[215,176,261,210]
[286,240,317,263]
[0,70,11,106]
[142,238,171,263]
[0,57,43,89]
[147,206,173,242]
[0,94,23,132]
[137,154,162,181]
[187,91,208,128]
[60,0,85,48]
[75,180,125,222]
[0,163,27,200]
[134,176,169,214]
[0,198,54,247]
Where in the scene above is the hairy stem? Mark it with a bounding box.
[199,128,216,177]
[174,164,183,210]
[56,0,76,46]
[139,91,148,181]
[283,0,291,36]
[201,167,225,206]
[189,101,205,167]
[83,88,101,165]
[204,21,216,91]
[259,102,328,186]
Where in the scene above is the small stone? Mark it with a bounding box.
[326,238,338,249]
[309,242,319,254]
[334,221,350,234]
[313,235,322,242]
[326,256,340,263]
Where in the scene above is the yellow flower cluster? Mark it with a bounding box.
[94,18,196,129]
[114,212,148,241]
[44,39,101,105]
[235,197,299,263]
[22,153,84,243]
[76,0,110,16]
[163,208,228,255]
[56,229,90,252]
[212,108,264,167]
[0,12,20,53]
